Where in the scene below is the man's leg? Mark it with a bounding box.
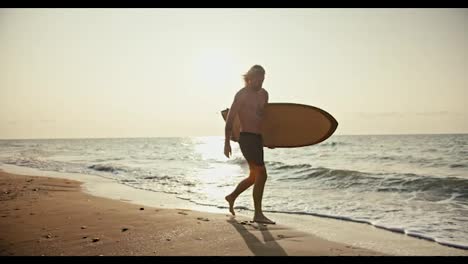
[225,162,257,215]
[252,164,275,224]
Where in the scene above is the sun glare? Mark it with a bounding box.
[193,49,239,87]
[193,136,226,161]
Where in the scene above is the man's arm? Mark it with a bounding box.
[225,92,243,144]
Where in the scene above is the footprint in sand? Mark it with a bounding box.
[196,217,209,222]
[177,211,188,215]
[239,221,262,229]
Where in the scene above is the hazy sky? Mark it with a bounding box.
[1,8,467,139]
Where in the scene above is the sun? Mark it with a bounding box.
[194,48,239,87]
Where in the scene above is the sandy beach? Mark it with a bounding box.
[0,170,386,256]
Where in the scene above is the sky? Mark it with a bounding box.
[1,8,467,139]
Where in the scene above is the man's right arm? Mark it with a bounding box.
[225,92,243,144]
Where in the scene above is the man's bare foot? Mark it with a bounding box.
[225,195,235,216]
[253,215,276,225]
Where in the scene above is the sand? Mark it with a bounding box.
[0,170,385,256]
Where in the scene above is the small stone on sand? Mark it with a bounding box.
[140,207,144,210]
[92,238,100,242]
[121,228,129,232]
[81,226,87,229]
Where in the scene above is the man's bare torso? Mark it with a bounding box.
[236,87,268,134]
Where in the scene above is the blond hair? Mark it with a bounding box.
[243,65,265,85]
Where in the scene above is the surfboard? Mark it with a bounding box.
[221,103,338,148]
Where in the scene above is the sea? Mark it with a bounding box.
[0,134,467,249]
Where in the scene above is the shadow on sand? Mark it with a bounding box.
[226,217,288,256]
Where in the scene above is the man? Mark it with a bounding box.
[224,64,275,225]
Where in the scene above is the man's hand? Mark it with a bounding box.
[224,143,232,158]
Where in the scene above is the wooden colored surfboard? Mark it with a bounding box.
[221,103,338,148]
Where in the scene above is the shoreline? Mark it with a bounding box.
[1,164,467,256]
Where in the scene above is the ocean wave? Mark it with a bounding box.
[0,142,25,148]
[93,157,125,162]
[87,164,128,173]
[143,175,171,180]
[1,157,90,177]
[450,163,467,168]
[3,157,57,169]
[379,156,397,161]
[397,175,468,195]
[20,148,54,158]
[120,179,138,183]
[317,141,349,147]
[226,157,247,165]
[276,164,313,170]
[265,161,286,167]
[274,165,468,197]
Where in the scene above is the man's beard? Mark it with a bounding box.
[251,84,261,91]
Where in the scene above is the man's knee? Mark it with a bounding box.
[256,164,266,174]
[247,165,256,182]
[252,164,267,181]
[249,162,265,172]
[247,173,256,183]
[248,163,266,179]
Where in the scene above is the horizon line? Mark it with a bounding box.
[1,132,468,141]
